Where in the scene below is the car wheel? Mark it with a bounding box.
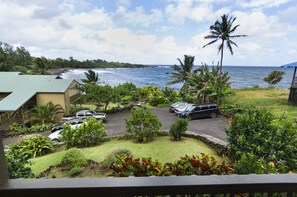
[187,115,193,120]
[210,112,217,118]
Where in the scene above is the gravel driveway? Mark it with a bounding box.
[2,107,229,146]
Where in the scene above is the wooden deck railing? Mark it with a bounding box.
[0,174,297,196]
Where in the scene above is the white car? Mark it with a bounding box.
[48,123,82,142]
[174,103,193,114]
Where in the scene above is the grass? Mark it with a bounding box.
[30,136,224,176]
[229,88,297,119]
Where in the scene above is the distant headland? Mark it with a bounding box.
[280,62,297,68]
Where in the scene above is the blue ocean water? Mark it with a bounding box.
[60,66,295,89]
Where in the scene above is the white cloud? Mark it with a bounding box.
[119,0,131,8]
[112,6,162,26]
[236,0,290,9]
[0,0,296,66]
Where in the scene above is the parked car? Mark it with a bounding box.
[62,110,107,122]
[51,117,84,133]
[48,123,82,142]
[174,102,193,114]
[177,103,220,120]
[169,102,186,112]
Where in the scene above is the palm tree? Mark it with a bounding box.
[203,14,246,72]
[31,102,64,124]
[166,55,195,93]
[187,64,231,104]
[81,69,99,84]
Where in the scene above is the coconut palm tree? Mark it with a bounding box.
[166,55,195,93]
[82,69,99,84]
[203,14,246,72]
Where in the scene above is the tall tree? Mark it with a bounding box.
[81,69,99,84]
[167,55,195,93]
[30,57,52,75]
[263,70,285,86]
[203,14,246,72]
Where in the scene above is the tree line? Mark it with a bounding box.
[0,41,146,74]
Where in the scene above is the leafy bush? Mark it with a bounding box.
[60,148,87,176]
[60,117,107,148]
[7,136,54,158]
[9,122,29,134]
[148,90,166,106]
[169,118,189,140]
[101,148,133,169]
[162,153,233,176]
[6,152,34,179]
[9,122,52,134]
[29,123,52,133]
[111,153,233,177]
[125,108,162,142]
[111,154,162,177]
[226,107,297,172]
[234,153,277,174]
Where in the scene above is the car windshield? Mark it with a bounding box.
[184,105,195,112]
[177,103,187,108]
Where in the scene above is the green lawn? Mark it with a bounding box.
[229,88,297,119]
[30,136,224,176]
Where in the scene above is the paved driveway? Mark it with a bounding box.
[2,107,229,146]
[105,107,229,142]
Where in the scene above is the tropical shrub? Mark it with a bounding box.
[111,153,233,177]
[29,123,52,133]
[169,118,189,140]
[9,122,29,134]
[60,148,87,176]
[226,107,297,172]
[7,136,54,158]
[31,101,64,124]
[187,64,231,104]
[9,123,52,134]
[60,117,107,148]
[163,87,182,104]
[148,89,166,106]
[162,153,233,176]
[111,154,162,177]
[125,108,162,142]
[234,153,277,174]
[101,148,133,169]
[6,152,34,179]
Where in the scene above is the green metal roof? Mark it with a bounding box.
[0,72,76,112]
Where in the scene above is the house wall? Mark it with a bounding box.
[65,81,80,115]
[36,93,66,120]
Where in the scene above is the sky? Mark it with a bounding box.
[1,0,297,66]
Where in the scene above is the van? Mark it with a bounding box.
[177,103,220,120]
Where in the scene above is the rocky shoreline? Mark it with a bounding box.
[48,68,70,76]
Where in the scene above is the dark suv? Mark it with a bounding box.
[177,103,220,120]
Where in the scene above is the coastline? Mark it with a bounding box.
[48,68,70,76]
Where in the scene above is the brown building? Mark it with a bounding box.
[0,72,80,129]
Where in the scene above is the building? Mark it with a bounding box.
[0,72,79,128]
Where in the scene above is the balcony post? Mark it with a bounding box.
[0,136,9,185]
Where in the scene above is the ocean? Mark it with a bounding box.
[59,66,295,89]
